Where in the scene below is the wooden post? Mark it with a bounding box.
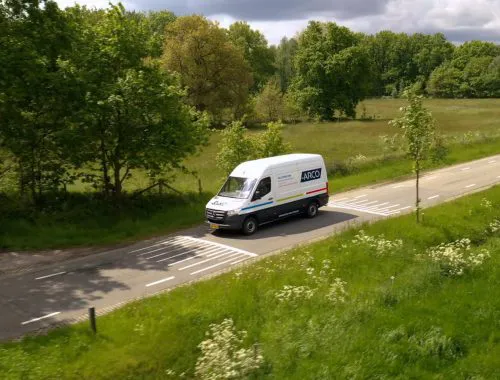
[89,307,97,334]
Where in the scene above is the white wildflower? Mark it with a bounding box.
[488,219,500,233]
[352,230,403,255]
[195,319,263,380]
[428,238,490,276]
[275,285,315,302]
[480,198,493,209]
[326,278,347,304]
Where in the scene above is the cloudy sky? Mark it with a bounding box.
[56,0,500,45]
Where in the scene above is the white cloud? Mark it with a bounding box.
[55,0,500,44]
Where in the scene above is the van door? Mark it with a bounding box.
[250,176,275,223]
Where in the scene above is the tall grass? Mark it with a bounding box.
[1,186,499,379]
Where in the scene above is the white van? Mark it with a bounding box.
[205,154,329,235]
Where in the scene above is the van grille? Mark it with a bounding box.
[206,208,226,222]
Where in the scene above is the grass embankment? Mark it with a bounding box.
[1,98,499,251]
[1,186,499,379]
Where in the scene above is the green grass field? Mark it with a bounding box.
[1,186,499,379]
[1,98,499,251]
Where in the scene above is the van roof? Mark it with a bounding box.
[231,154,323,178]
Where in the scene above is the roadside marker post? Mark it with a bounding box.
[89,307,97,334]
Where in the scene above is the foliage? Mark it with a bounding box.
[390,90,436,221]
[215,121,257,175]
[291,21,373,120]
[195,318,264,380]
[227,21,275,92]
[161,15,253,120]
[428,238,490,276]
[0,0,80,200]
[275,37,298,93]
[216,121,291,175]
[254,79,284,122]
[70,5,208,197]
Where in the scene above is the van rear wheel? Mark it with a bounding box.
[242,217,258,235]
[306,202,318,218]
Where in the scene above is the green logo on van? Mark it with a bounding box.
[301,168,322,182]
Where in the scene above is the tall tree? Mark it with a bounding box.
[390,90,436,223]
[161,15,253,120]
[71,5,208,197]
[275,37,298,93]
[227,21,275,92]
[0,0,79,200]
[291,21,372,120]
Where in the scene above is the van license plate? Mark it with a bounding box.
[210,224,219,229]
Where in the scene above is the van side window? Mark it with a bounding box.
[252,177,271,201]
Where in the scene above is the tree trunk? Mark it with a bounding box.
[99,127,111,197]
[113,161,122,198]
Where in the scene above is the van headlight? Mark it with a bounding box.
[227,209,240,217]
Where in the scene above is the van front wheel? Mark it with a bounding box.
[242,217,258,235]
[306,202,318,218]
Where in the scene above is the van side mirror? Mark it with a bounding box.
[253,189,262,201]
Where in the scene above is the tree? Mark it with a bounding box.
[254,79,284,122]
[228,21,275,92]
[291,21,372,120]
[216,121,256,175]
[0,0,79,201]
[71,5,208,198]
[390,90,436,222]
[216,120,291,175]
[254,121,291,158]
[161,15,253,120]
[427,63,463,98]
[275,37,298,93]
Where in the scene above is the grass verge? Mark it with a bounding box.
[1,185,499,379]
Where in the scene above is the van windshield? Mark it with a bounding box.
[218,177,256,199]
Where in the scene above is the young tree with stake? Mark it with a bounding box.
[390,90,436,222]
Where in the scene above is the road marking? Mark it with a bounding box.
[423,175,437,181]
[392,184,405,189]
[489,160,496,163]
[147,243,216,260]
[156,246,220,263]
[465,184,476,188]
[353,194,367,199]
[364,202,390,210]
[129,237,180,253]
[181,236,257,257]
[328,202,392,216]
[145,276,175,287]
[334,197,349,201]
[377,204,400,211]
[178,252,236,271]
[35,271,66,280]
[461,167,470,171]
[167,248,231,266]
[21,312,60,325]
[427,195,440,200]
[392,206,412,213]
[189,254,244,275]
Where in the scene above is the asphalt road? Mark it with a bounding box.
[1,154,499,341]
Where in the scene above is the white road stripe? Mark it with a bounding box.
[178,252,237,271]
[166,248,232,266]
[353,194,367,199]
[145,276,175,287]
[129,237,180,253]
[21,312,60,325]
[363,202,390,210]
[147,243,218,260]
[488,160,496,163]
[190,255,247,275]
[138,238,201,256]
[465,184,476,188]
[181,236,257,257]
[377,204,400,211]
[35,271,66,280]
[392,206,413,212]
[392,184,406,189]
[334,197,350,201]
[423,175,437,181]
[461,167,470,171]
[427,195,440,200]
[349,199,373,205]
[328,203,391,216]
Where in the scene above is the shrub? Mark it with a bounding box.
[428,238,490,276]
[195,318,264,380]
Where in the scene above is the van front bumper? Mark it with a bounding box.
[206,214,246,231]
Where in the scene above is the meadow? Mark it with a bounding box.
[1,98,499,251]
[1,185,499,379]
